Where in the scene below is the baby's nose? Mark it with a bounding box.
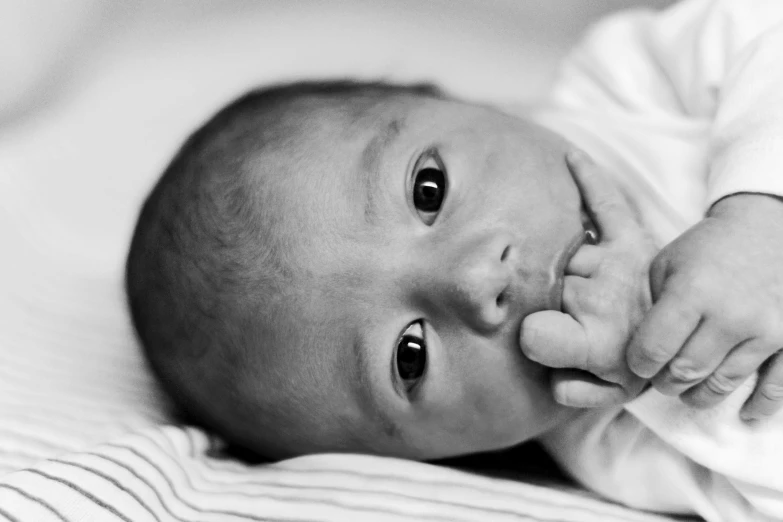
[439,237,516,334]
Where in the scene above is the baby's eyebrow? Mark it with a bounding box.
[360,118,404,224]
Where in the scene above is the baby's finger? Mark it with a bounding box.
[520,310,589,369]
[566,149,635,242]
[627,290,701,378]
[564,244,602,278]
[651,318,741,396]
[680,339,767,409]
[741,350,783,422]
[551,369,630,408]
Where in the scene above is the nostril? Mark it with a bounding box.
[496,291,506,308]
[500,245,511,262]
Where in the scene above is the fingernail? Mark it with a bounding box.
[740,413,758,425]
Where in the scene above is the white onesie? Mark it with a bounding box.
[530,0,783,520]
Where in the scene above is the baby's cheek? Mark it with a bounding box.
[460,383,535,446]
[431,338,557,447]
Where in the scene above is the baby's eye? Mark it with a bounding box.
[412,152,447,226]
[396,320,427,392]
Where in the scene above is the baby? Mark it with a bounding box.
[126,0,783,519]
[126,81,599,459]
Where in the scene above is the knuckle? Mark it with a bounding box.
[702,371,742,397]
[666,359,708,384]
[639,342,676,367]
[758,382,783,403]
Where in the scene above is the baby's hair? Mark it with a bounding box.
[125,79,444,456]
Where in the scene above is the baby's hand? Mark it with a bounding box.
[520,151,657,408]
[627,193,783,423]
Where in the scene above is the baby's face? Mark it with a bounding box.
[253,94,590,460]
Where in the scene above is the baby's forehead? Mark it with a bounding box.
[299,95,490,175]
[308,91,477,136]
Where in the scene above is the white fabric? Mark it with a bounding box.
[628,378,783,518]
[0,2,689,521]
[531,1,783,520]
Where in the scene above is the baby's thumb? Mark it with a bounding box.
[520,311,590,369]
[551,369,630,408]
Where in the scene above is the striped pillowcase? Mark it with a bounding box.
[0,426,685,522]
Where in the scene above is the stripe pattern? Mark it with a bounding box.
[0,426,687,522]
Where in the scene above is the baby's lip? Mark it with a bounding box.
[547,231,586,311]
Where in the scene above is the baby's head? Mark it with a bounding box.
[126,80,589,461]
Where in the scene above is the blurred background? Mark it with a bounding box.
[0,0,676,269]
[1,0,675,125]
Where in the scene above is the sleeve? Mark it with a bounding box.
[625,374,783,519]
[539,407,762,521]
[547,0,783,206]
[539,407,701,515]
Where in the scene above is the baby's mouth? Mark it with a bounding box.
[547,231,586,311]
